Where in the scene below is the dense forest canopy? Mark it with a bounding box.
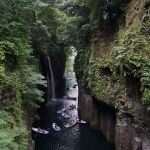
[0,1,48,149]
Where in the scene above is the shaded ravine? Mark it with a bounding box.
[32,73,115,150]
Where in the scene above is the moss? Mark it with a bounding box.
[75,0,150,112]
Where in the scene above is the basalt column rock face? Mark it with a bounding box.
[115,116,133,150]
[90,100,116,143]
[115,75,150,150]
[100,106,107,137]
[78,90,92,122]
[142,136,150,150]
[75,0,150,149]
[105,108,116,143]
[78,89,116,144]
[90,100,101,130]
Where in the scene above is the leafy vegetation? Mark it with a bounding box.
[73,0,150,111]
[0,0,88,148]
[0,0,69,149]
[0,0,49,149]
[77,0,130,31]
[0,110,27,150]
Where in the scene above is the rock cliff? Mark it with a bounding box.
[75,0,150,149]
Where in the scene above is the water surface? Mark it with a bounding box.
[32,73,115,150]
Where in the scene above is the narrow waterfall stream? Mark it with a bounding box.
[32,72,115,150]
[47,56,56,100]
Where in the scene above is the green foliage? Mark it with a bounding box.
[22,71,47,106]
[74,0,150,111]
[87,10,150,108]
[37,6,63,33]
[58,16,79,45]
[110,24,150,105]
[106,0,130,12]
[74,47,90,84]
[141,88,150,105]
[86,56,126,107]
[0,0,50,149]
[0,110,27,150]
[33,1,50,7]
[31,1,68,80]
[77,0,130,31]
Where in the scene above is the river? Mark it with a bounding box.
[32,73,115,150]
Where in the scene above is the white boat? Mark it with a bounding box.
[56,110,62,114]
[56,108,67,114]
[62,108,67,112]
[78,120,87,124]
[67,96,77,100]
[63,95,69,99]
[52,123,61,131]
[64,121,77,128]
[62,113,70,119]
[32,127,49,134]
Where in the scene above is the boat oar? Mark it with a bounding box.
[47,127,52,131]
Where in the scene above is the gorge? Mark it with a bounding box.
[1,0,150,150]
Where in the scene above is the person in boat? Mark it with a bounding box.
[42,130,46,133]
[66,123,69,126]
[68,120,73,126]
[80,118,85,122]
[38,127,42,132]
[70,104,75,108]
[53,123,59,129]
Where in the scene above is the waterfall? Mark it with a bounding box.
[47,56,56,101]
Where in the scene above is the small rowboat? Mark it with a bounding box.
[32,127,49,134]
[56,110,62,114]
[67,97,77,100]
[63,95,69,99]
[62,113,70,119]
[64,122,77,128]
[52,123,61,131]
[69,105,76,110]
[56,108,67,114]
[62,108,67,112]
[78,120,87,124]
